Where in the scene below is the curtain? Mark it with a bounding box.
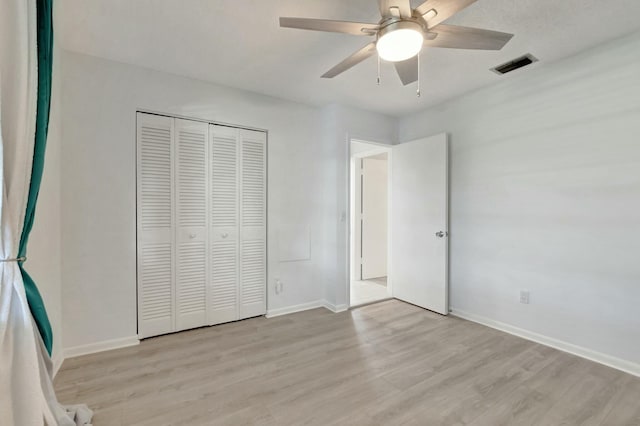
[19,0,55,356]
[0,0,43,423]
[0,0,92,424]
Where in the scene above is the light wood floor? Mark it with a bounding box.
[54,300,640,426]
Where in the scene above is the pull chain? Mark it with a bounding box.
[377,54,381,85]
[417,54,421,97]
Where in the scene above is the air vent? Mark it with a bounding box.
[491,54,538,75]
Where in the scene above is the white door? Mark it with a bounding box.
[138,115,267,336]
[239,129,267,319]
[391,133,449,315]
[137,113,175,338]
[209,125,240,325]
[361,156,388,279]
[175,119,209,331]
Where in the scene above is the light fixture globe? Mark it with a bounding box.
[376,21,424,62]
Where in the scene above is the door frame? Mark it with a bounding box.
[347,139,393,308]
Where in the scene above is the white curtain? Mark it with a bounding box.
[0,0,91,424]
[0,0,44,423]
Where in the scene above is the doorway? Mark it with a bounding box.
[347,133,450,314]
[349,140,392,307]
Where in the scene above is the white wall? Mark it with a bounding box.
[399,31,640,367]
[361,156,388,279]
[60,51,331,350]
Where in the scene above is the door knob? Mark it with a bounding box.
[189,233,196,239]
[435,231,448,238]
[221,232,229,238]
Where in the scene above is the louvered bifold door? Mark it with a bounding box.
[175,119,209,331]
[239,129,267,319]
[209,125,240,325]
[137,113,175,338]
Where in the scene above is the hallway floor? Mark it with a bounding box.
[350,277,390,307]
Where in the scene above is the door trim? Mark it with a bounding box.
[348,139,393,308]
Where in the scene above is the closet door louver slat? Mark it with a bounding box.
[137,113,175,338]
[175,119,209,331]
[239,129,267,319]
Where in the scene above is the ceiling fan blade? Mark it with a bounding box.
[378,0,412,19]
[394,56,419,86]
[321,42,377,78]
[425,25,513,50]
[415,0,478,28]
[279,17,379,36]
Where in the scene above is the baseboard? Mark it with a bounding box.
[323,301,349,313]
[64,335,140,359]
[450,308,640,378]
[266,300,325,318]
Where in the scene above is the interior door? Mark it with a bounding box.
[136,113,175,338]
[391,133,449,315]
[209,124,240,325]
[174,118,209,331]
[361,156,388,279]
[238,129,267,319]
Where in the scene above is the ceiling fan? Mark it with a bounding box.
[280,0,514,88]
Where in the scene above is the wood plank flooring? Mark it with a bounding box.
[54,300,640,425]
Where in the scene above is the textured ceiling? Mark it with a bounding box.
[58,0,640,116]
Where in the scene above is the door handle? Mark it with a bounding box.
[221,232,229,239]
[189,233,197,239]
[435,231,448,238]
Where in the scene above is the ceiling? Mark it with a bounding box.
[58,0,640,117]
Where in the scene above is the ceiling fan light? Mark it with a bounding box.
[376,27,424,62]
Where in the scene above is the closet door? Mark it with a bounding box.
[175,119,209,331]
[137,113,175,338]
[239,129,267,319]
[209,125,239,324]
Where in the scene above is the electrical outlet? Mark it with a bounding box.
[520,290,530,304]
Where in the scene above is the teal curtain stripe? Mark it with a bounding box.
[19,0,54,355]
